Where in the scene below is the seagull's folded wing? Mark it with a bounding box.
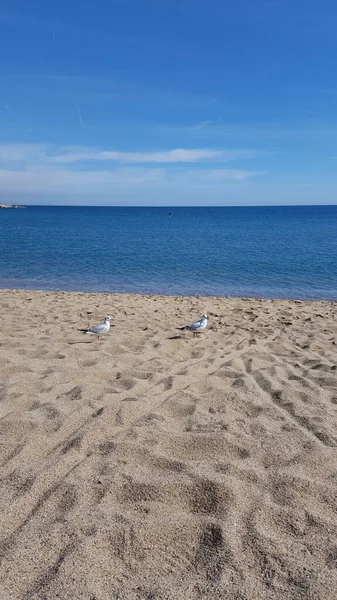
[188,319,202,330]
[90,323,106,334]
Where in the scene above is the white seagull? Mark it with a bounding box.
[179,314,208,337]
[84,316,111,340]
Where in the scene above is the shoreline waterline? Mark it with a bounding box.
[1,287,336,305]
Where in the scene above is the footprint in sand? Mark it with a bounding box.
[61,433,83,454]
[111,378,136,393]
[81,359,98,367]
[98,441,116,455]
[191,350,204,359]
[63,386,83,401]
[157,376,173,391]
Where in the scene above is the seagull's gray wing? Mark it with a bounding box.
[188,318,203,330]
[89,322,108,334]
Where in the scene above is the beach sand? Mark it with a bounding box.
[0,289,337,599]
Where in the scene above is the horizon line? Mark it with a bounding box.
[7,203,337,208]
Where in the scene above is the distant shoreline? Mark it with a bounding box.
[0,203,25,209]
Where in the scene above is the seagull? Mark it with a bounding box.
[84,316,111,340]
[178,314,208,337]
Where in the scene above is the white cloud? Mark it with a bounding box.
[0,166,262,194]
[0,143,256,169]
[0,143,47,163]
[0,167,165,192]
[50,147,251,164]
[0,141,264,197]
[0,143,257,166]
[183,168,264,183]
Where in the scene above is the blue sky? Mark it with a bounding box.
[0,0,337,205]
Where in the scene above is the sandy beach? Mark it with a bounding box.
[0,288,337,599]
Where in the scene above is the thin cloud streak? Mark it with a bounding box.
[0,143,259,165]
[0,166,262,194]
[75,98,84,126]
[51,147,256,164]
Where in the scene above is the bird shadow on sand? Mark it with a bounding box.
[76,325,115,332]
[67,340,95,345]
[168,335,183,340]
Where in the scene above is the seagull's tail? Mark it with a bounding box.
[177,326,188,331]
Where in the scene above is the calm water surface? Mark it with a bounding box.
[1,206,336,300]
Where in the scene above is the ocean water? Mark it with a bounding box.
[1,205,337,300]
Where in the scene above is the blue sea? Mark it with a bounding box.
[1,205,337,300]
